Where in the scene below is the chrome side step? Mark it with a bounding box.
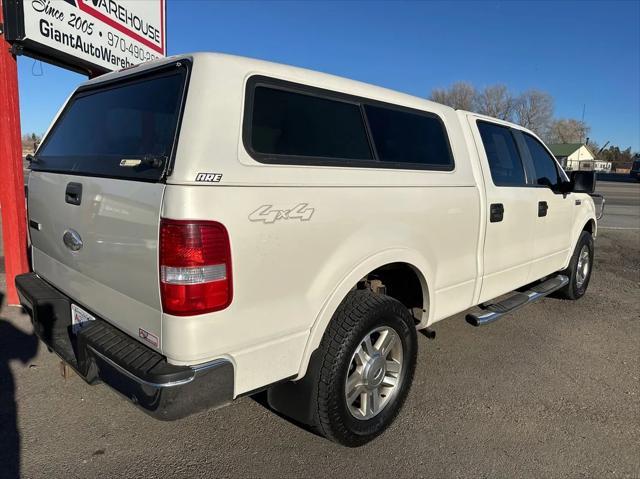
[466,274,569,327]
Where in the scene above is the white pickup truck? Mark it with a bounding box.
[17,53,599,447]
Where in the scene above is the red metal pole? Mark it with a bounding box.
[0,0,29,306]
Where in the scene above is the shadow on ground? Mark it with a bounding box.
[0,293,39,479]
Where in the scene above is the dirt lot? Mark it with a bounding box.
[1,228,638,479]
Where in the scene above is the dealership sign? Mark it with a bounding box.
[2,0,166,75]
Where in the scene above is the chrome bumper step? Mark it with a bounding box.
[466,274,569,327]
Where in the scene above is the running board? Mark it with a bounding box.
[466,275,569,327]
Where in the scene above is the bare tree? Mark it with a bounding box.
[430,82,476,110]
[475,84,515,120]
[547,118,590,144]
[513,90,554,138]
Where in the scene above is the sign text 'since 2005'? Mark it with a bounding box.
[2,0,166,74]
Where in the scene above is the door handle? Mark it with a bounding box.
[65,182,83,206]
[490,203,504,223]
[538,201,548,217]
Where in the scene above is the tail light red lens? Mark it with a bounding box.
[160,219,232,316]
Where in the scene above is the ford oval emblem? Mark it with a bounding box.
[63,229,83,252]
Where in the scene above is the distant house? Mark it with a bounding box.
[547,143,610,172]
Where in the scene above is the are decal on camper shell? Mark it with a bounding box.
[195,173,223,183]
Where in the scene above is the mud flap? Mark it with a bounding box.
[267,348,324,427]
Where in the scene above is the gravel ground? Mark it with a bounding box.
[0,228,638,479]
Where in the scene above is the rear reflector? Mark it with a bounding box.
[160,219,232,316]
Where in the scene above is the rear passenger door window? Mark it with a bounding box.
[477,121,526,187]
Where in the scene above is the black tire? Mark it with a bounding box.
[313,289,417,447]
[557,230,594,300]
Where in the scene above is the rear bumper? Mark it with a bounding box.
[15,272,234,420]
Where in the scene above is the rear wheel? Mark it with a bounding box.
[557,230,594,300]
[313,289,417,447]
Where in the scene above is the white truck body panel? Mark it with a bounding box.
[28,52,596,396]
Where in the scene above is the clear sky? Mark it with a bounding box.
[17,0,640,151]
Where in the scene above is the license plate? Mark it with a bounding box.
[71,304,95,333]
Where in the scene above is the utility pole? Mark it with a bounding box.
[0,0,29,305]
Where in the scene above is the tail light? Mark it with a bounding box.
[160,219,232,316]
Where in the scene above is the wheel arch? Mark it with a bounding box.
[563,208,597,270]
[296,249,433,379]
[574,214,597,248]
[583,217,596,236]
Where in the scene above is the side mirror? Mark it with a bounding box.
[557,180,573,195]
[25,153,41,167]
[569,170,596,194]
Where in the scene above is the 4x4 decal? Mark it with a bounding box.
[249,203,315,224]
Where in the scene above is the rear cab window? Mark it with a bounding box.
[244,76,454,171]
[34,61,190,181]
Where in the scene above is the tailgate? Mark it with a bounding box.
[25,60,190,351]
[29,172,164,349]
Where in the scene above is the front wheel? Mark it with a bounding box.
[557,230,594,300]
[314,290,418,447]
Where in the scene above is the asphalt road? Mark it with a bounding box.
[0,185,638,479]
[596,181,640,230]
